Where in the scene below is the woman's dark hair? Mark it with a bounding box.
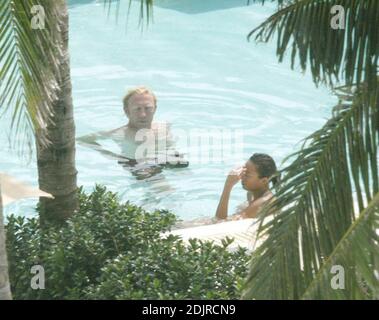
[249,153,280,187]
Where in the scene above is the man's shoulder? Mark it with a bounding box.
[109,125,127,133]
[85,126,125,137]
[106,126,127,137]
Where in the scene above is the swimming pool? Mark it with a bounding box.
[1,0,337,220]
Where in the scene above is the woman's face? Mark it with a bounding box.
[241,160,268,191]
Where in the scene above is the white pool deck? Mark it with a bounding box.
[0,172,53,206]
[162,218,266,252]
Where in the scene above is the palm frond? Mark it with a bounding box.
[102,0,154,29]
[0,0,64,153]
[248,0,379,89]
[302,192,379,299]
[242,80,379,299]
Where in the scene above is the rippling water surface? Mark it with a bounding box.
[1,0,337,219]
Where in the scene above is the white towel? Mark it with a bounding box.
[163,218,268,252]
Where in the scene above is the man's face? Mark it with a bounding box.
[241,160,268,191]
[125,93,156,129]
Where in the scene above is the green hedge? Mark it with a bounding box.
[6,185,249,299]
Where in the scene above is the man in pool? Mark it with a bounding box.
[215,153,279,220]
[77,86,187,170]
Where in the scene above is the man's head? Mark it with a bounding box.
[123,86,157,129]
[241,153,278,191]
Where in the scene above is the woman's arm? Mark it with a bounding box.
[215,183,234,220]
[215,167,245,220]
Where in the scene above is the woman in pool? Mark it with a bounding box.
[215,153,279,220]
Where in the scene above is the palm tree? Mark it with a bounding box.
[36,0,153,222]
[36,0,154,223]
[243,0,379,299]
[0,0,78,223]
[0,186,12,300]
[35,0,78,223]
[0,0,63,299]
[1,0,154,224]
[0,0,153,298]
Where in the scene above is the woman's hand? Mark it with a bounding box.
[225,166,246,188]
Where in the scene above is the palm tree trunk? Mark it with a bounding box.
[0,184,12,300]
[36,1,78,224]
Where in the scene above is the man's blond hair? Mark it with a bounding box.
[123,86,157,113]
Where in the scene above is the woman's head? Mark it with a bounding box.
[241,153,279,191]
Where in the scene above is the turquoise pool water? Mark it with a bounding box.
[1,0,337,220]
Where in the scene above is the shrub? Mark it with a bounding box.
[85,237,248,300]
[6,185,249,299]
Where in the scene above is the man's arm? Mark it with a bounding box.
[77,130,126,161]
[77,131,108,146]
